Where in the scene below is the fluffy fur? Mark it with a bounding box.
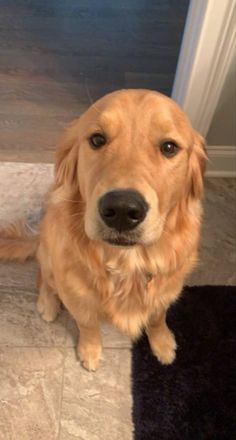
[0,90,207,371]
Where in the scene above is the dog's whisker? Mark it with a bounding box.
[56,197,84,204]
[84,77,94,105]
[70,211,81,216]
[80,76,102,116]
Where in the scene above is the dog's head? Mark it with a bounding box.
[55,90,207,247]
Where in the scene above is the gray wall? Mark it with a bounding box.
[207,55,236,146]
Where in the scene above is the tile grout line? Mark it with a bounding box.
[56,346,67,440]
[0,345,132,350]
[53,308,68,440]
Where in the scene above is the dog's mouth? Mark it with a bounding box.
[104,237,137,247]
[97,223,141,247]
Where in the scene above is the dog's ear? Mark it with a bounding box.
[187,131,208,200]
[55,119,79,187]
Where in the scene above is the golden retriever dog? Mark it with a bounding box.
[0,90,207,371]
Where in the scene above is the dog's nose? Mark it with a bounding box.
[98,190,149,232]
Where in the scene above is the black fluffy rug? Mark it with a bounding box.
[132,286,236,440]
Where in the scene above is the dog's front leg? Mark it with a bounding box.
[57,279,102,371]
[146,307,177,365]
[77,320,102,372]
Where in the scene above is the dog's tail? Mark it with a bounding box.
[0,221,39,262]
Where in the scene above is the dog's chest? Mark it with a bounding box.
[94,267,156,339]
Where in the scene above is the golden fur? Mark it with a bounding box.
[0,90,207,371]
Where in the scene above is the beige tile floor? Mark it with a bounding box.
[0,163,235,440]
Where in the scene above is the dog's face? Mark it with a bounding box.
[56,90,206,247]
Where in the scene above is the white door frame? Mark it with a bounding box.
[172,0,236,138]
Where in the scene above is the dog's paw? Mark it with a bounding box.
[149,329,177,365]
[78,343,102,372]
[37,295,60,322]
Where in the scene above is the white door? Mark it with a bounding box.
[172,0,236,177]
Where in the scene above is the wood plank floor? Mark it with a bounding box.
[0,0,189,163]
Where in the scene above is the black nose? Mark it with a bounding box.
[98,190,149,232]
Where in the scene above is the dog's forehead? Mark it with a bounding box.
[88,91,189,129]
[96,91,174,115]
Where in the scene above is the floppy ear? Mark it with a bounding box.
[187,131,208,200]
[55,119,80,187]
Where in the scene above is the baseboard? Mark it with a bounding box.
[206,146,236,177]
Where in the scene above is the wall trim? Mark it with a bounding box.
[172,0,236,137]
[206,146,236,177]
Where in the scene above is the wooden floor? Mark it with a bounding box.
[0,0,189,163]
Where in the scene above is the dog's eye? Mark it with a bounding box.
[89,133,107,149]
[160,141,179,158]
